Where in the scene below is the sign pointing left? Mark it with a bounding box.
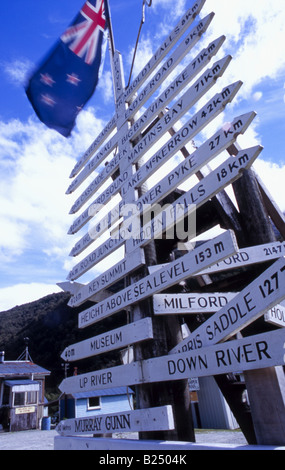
[59,329,285,395]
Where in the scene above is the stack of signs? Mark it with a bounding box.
[56,0,285,442]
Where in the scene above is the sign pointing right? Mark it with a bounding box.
[170,258,285,354]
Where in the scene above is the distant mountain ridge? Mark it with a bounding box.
[0,292,124,392]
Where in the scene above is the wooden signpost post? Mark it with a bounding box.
[55,0,285,450]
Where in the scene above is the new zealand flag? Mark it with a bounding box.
[26,0,109,137]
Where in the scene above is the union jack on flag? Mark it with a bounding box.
[26,0,109,137]
[61,0,107,65]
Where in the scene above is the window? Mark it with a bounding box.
[14,392,25,407]
[27,391,37,405]
[87,396,101,410]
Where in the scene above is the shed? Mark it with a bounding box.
[60,387,134,421]
[0,353,50,432]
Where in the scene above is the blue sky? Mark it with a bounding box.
[0,0,285,311]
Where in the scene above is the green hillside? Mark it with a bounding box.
[0,292,125,393]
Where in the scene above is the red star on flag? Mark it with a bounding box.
[40,73,55,87]
[66,73,82,86]
[41,94,56,107]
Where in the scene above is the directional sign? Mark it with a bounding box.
[150,240,285,277]
[61,318,153,361]
[56,405,174,436]
[72,111,256,250]
[59,329,285,395]
[68,249,144,308]
[77,230,238,328]
[265,304,285,328]
[67,146,260,281]
[127,146,262,253]
[153,293,237,315]
[70,55,232,215]
[124,20,222,126]
[169,257,285,354]
[126,23,223,144]
[123,0,206,103]
[197,241,285,275]
[68,81,244,236]
[67,234,124,281]
[122,56,233,175]
[67,133,122,195]
[68,29,224,199]
[69,115,117,179]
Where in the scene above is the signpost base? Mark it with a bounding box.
[244,367,285,446]
[54,436,285,451]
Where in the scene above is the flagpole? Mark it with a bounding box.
[105,0,115,58]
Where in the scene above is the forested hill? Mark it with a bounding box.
[0,292,125,392]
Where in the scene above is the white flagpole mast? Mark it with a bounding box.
[105,0,115,59]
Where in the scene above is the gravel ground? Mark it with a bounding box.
[0,428,248,451]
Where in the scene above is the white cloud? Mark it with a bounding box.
[202,0,285,99]
[0,283,62,312]
[2,58,34,87]
[0,109,108,271]
[253,159,285,212]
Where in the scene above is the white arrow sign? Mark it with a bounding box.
[59,329,285,395]
[149,241,285,277]
[68,249,144,308]
[61,318,153,362]
[67,145,260,281]
[123,0,206,103]
[72,111,256,252]
[123,18,220,126]
[77,230,238,328]
[197,241,285,275]
[70,55,232,215]
[265,304,285,328]
[56,405,174,436]
[68,30,223,199]
[170,257,285,354]
[67,12,214,195]
[153,293,237,315]
[69,115,117,179]
[68,81,244,237]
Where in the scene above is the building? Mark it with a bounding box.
[0,351,50,432]
[59,387,134,422]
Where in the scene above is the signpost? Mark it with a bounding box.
[67,145,260,282]
[61,317,153,361]
[153,292,237,315]
[67,249,144,307]
[170,258,285,354]
[57,406,174,436]
[70,56,232,214]
[72,111,256,252]
[59,329,285,394]
[77,231,238,329]
[55,0,285,450]
[149,240,285,277]
[265,304,285,328]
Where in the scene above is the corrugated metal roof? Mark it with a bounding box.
[0,361,50,377]
[71,387,134,399]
